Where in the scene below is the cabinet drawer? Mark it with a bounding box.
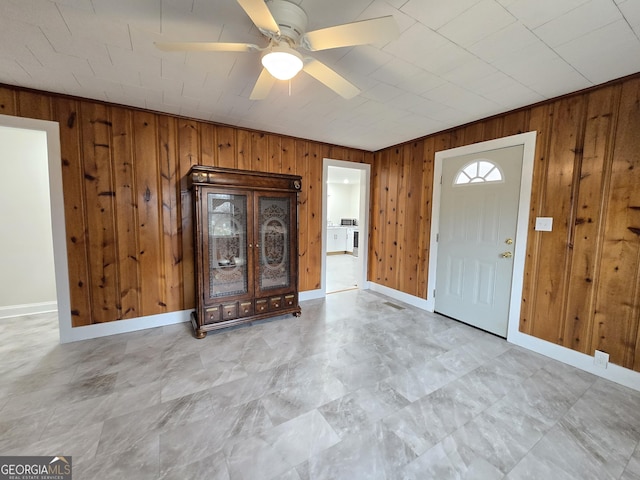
[239,301,253,317]
[284,294,296,307]
[222,303,238,320]
[204,306,221,324]
[269,296,283,310]
[256,299,268,313]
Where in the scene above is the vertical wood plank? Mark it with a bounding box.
[52,97,92,326]
[563,87,618,354]
[0,87,17,115]
[216,125,237,169]
[252,132,268,172]
[178,120,199,309]
[483,117,503,141]
[306,142,322,290]
[111,106,140,319]
[158,114,182,312]
[417,135,439,297]
[592,78,640,368]
[502,110,528,137]
[462,123,484,145]
[133,110,164,316]
[374,149,390,283]
[281,137,296,174]
[327,145,347,161]
[398,143,421,295]
[17,90,52,120]
[385,146,402,288]
[200,122,216,167]
[529,97,585,344]
[449,128,465,149]
[268,134,282,173]
[80,102,119,324]
[520,104,553,335]
[295,140,310,290]
[395,145,408,293]
[368,151,382,283]
[236,129,252,171]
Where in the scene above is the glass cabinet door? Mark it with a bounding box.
[257,195,292,292]
[205,191,250,300]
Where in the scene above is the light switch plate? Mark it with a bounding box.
[535,217,553,231]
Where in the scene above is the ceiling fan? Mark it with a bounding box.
[155,0,399,100]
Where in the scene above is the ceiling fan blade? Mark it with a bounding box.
[237,0,280,34]
[250,68,276,100]
[301,16,399,51]
[303,59,360,99]
[155,42,259,52]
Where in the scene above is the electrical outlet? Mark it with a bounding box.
[535,217,553,231]
[594,350,609,369]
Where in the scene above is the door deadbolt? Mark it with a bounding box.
[501,251,513,258]
[505,238,513,245]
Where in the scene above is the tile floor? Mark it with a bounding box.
[326,254,358,293]
[1,289,639,479]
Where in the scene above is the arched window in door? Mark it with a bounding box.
[454,159,503,185]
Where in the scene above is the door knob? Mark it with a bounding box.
[505,238,513,245]
[500,251,513,258]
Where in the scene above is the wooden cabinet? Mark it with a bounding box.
[188,166,302,338]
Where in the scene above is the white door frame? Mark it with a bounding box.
[427,131,537,341]
[0,114,72,343]
[322,158,371,294]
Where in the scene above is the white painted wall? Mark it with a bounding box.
[0,126,56,311]
[327,183,360,225]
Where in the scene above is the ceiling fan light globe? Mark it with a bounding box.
[261,47,303,80]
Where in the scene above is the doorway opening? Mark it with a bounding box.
[322,159,370,295]
[0,114,71,343]
[427,131,536,341]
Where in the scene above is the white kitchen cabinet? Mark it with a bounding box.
[327,227,348,253]
[346,228,354,253]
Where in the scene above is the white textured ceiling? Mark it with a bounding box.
[1,0,639,151]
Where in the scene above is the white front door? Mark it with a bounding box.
[435,145,524,337]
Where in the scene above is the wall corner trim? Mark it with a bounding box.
[0,302,58,319]
[508,330,640,392]
[369,282,434,311]
[299,289,324,302]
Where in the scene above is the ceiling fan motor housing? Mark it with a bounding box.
[267,0,308,43]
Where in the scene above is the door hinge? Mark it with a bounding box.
[436,233,439,242]
[440,175,442,185]
[433,289,436,298]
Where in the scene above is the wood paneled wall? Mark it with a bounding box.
[371,75,640,372]
[0,85,372,327]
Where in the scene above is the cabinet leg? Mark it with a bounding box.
[293,311,301,317]
[195,330,207,339]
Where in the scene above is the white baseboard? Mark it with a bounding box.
[508,330,640,392]
[59,309,191,343]
[60,289,325,344]
[299,289,324,302]
[368,282,433,311]
[0,301,58,319]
